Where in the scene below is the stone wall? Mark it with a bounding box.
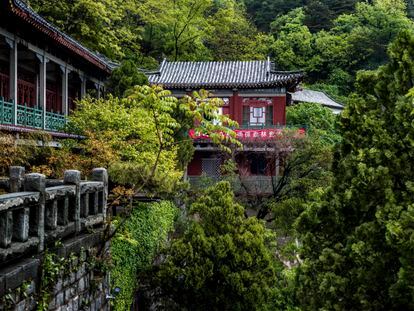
[0,232,111,311]
[0,167,111,311]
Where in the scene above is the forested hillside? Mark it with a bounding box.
[3,1,414,310]
[28,0,413,100]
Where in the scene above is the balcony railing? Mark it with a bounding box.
[188,175,279,195]
[239,123,307,130]
[0,166,108,263]
[0,97,66,132]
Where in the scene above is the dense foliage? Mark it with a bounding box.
[146,182,286,310]
[28,0,266,62]
[111,201,177,311]
[66,85,237,194]
[295,30,414,310]
[287,103,340,145]
[0,132,80,178]
[240,0,360,32]
[29,0,414,100]
[14,1,414,310]
[268,0,413,97]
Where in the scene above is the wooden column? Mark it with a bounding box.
[60,65,69,116]
[80,76,86,98]
[95,83,101,99]
[37,54,48,128]
[6,38,18,124]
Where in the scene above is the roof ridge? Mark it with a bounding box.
[162,60,267,64]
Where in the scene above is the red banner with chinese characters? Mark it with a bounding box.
[189,128,306,141]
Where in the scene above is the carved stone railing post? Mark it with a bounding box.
[9,166,25,192]
[45,200,58,230]
[57,197,69,226]
[24,173,46,252]
[0,211,13,248]
[92,168,108,219]
[81,193,89,218]
[92,192,99,215]
[64,170,81,233]
[13,207,29,242]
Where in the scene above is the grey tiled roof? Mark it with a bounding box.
[10,0,115,72]
[291,89,344,110]
[148,60,304,89]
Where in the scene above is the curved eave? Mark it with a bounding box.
[9,0,112,74]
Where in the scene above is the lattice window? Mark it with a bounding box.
[242,98,273,127]
[202,158,221,178]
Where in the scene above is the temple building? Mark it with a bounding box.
[148,59,304,193]
[0,0,114,136]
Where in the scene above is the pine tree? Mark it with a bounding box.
[146,182,282,310]
[296,30,414,310]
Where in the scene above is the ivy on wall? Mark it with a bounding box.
[110,201,177,310]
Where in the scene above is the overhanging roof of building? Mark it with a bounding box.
[291,89,344,110]
[6,0,114,73]
[148,60,304,90]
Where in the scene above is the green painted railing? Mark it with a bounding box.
[17,104,43,129]
[0,97,14,125]
[0,97,66,132]
[45,111,66,132]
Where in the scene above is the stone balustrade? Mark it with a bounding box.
[0,167,108,264]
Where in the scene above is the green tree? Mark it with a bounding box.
[139,0,213,61]
[240,0,359,32]
[146,182,283,310]
[241,0,304,31]
[67,85,238,194]
[332,0,412,72]
[296,30,414,310]
[205,0,268,60]
[106,60,149,97]
[270,8,313,70]
[287,102,340,145]
[304,0,333,32]
[269,0,413,93]
[29,0,142,59]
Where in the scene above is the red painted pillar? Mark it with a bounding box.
[233,91,243,126]
[272,96,286,126]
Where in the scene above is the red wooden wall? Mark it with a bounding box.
[227,93,287,126]
[272,96,286,125]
